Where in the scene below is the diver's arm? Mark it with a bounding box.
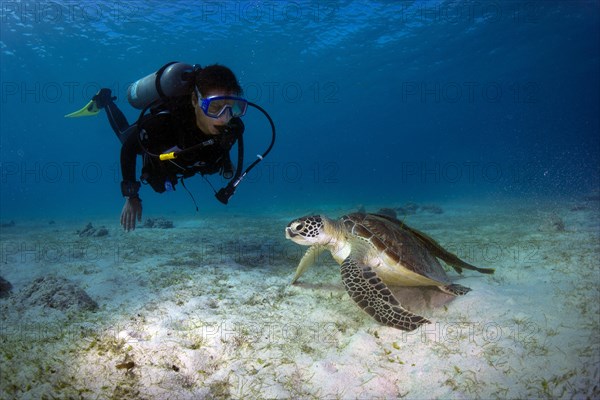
[119,131,143,231]
[120,130,142,195]
[121,196,142,232]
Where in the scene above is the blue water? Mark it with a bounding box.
[1,1,599,220]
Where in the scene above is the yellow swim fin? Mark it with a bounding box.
[64,99,100,118]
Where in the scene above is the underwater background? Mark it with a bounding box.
[1,0,598,219]
[1,1,599,399]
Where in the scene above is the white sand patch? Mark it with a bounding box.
[1,199,598,399]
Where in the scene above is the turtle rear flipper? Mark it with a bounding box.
[403,225,495,275]
[440,283,471,296]
[340,257,429,331]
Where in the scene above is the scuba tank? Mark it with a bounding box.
[127,62,195,110]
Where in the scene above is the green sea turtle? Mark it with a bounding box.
[285,212,494,331]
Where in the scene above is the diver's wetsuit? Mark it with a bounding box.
[102,96,242,197]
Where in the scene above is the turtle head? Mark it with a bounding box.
[285,215,332,245]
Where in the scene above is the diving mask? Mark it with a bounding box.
[195,87,248,118]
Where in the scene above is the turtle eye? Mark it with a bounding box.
[295,222,305,232]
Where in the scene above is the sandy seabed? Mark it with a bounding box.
[1,198,598,399]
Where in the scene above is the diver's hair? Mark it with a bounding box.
[195,64,242,96]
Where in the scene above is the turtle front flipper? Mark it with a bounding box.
[291,245,325,284]
[340,257,429,331]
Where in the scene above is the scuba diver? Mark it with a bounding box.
[66,62,275,231]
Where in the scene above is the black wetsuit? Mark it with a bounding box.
[103,96,243,197]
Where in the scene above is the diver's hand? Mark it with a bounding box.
[120,197,142,232]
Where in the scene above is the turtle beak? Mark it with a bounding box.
[285,227,297,239]
[286,218,317,245]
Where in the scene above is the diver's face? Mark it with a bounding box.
[192,89,236,135]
